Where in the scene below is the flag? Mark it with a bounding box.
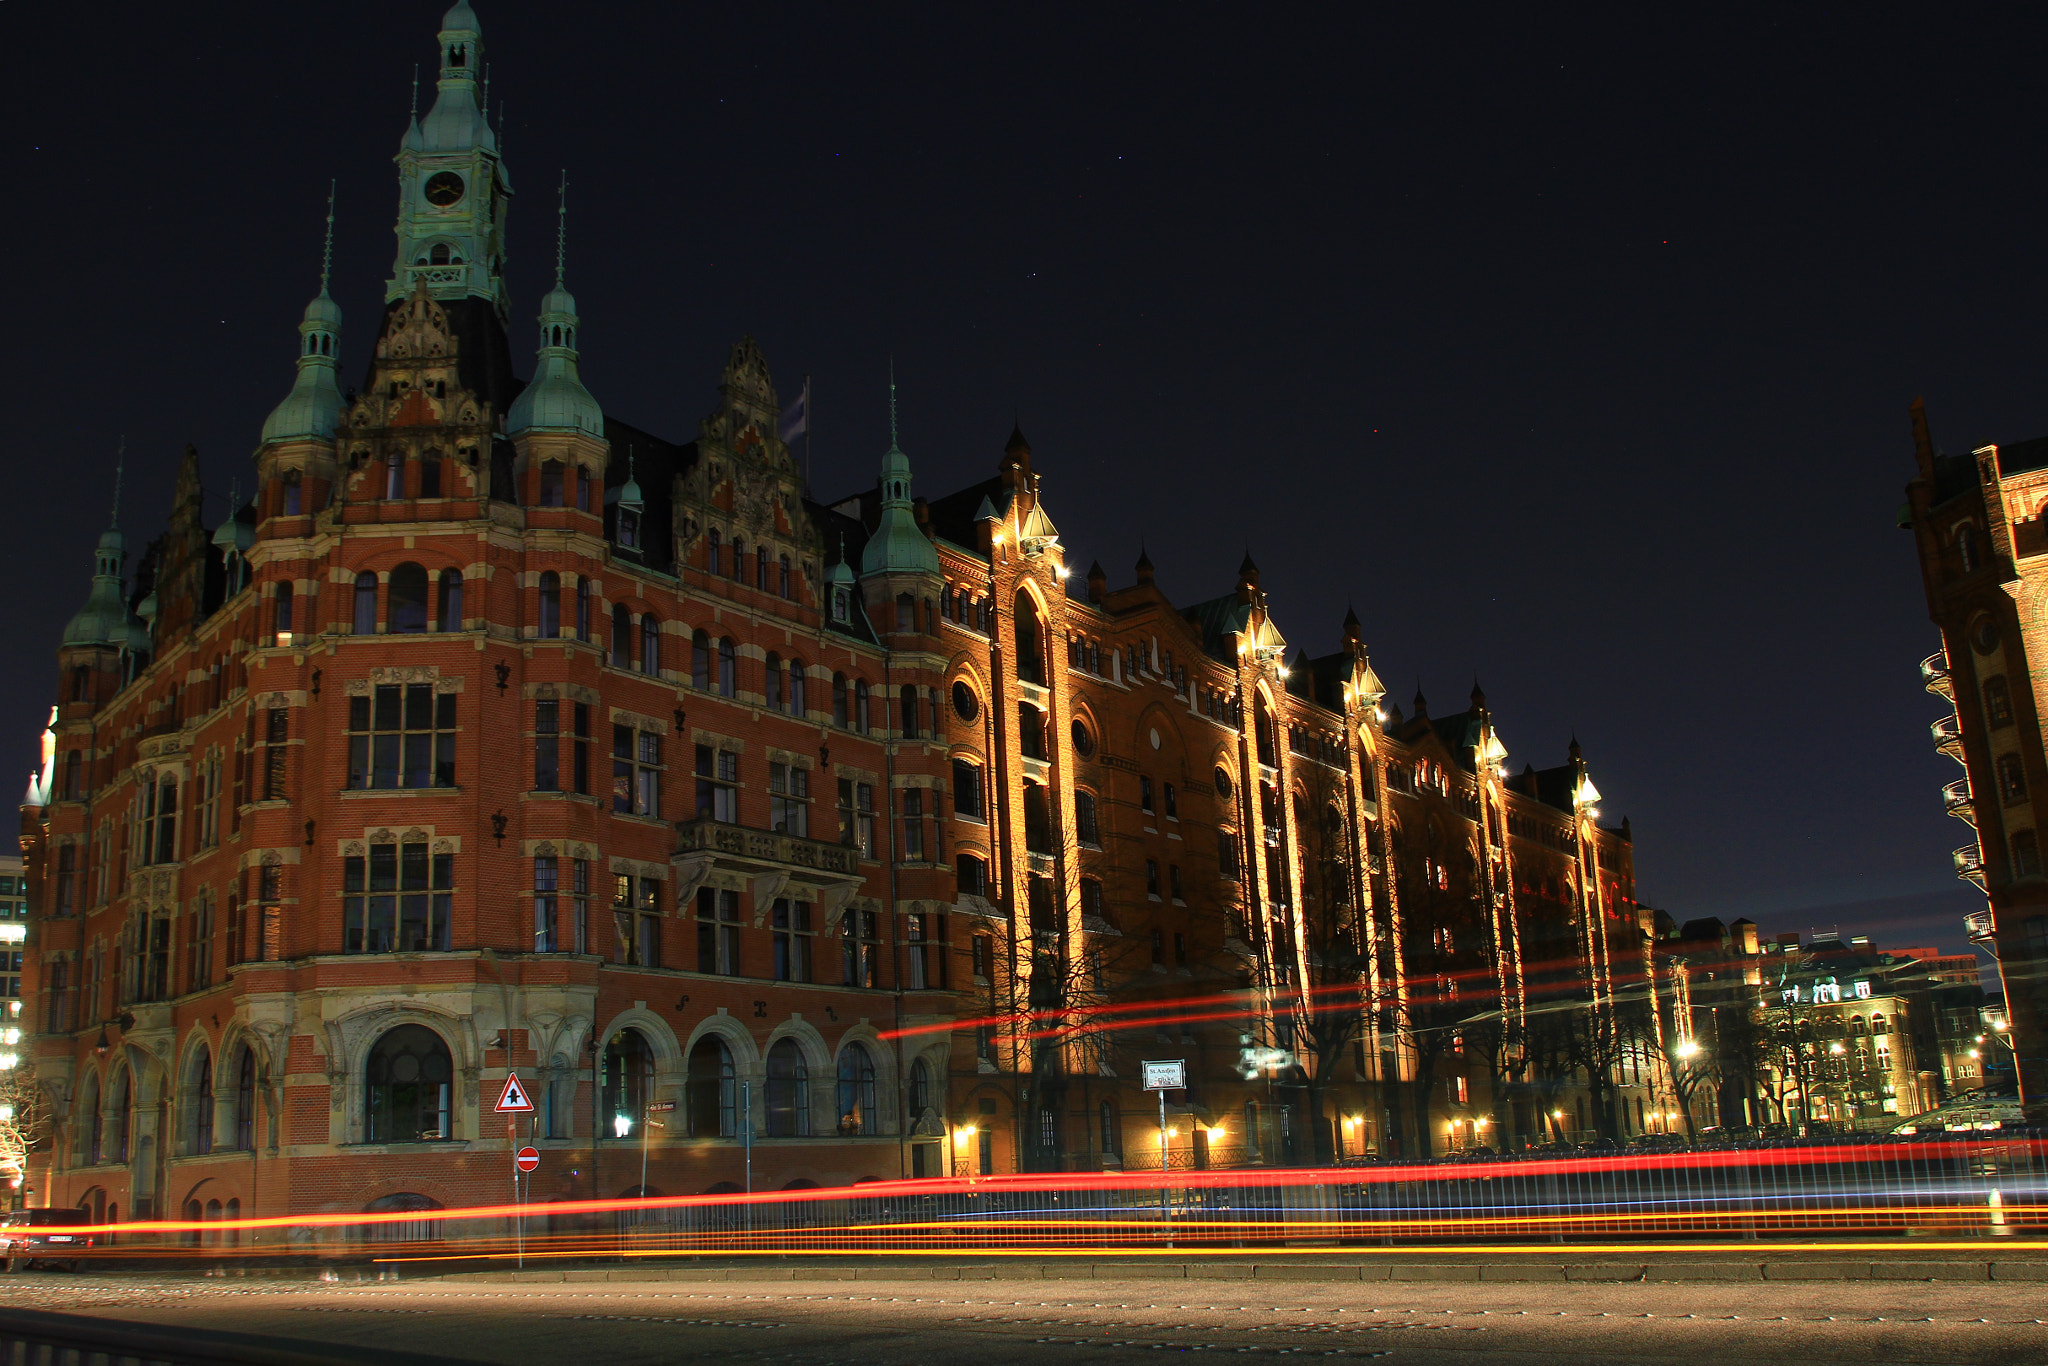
[779,376,810,443]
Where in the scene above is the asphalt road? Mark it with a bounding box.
[3,1271,2044,1365]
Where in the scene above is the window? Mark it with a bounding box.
[537,572,560,638]
[615,876,662,966]
[574,577,591,640]
[854,679,870,733]
[695,745,739,823]
[692,630,712,689]
[908,1058,933,1118]
[365,1025,453,1142]
[838,778,876,857]
[1014,591,1044,684]
[437,569,463,632]
[766,1038,810,1136]
[343,839,454,952]
[772,899,812,982]
[1019,702,1046,759]
[971,934,992,983]
[353,572,378,632]
[2000,753,2028,803]
[385,451,406,499]
[232,1047,256,1151]
[1218,828,1241,879]
[1071,718,1094,756]
[1163,782,1178,818]
[779,553,792,599]
[952,681,979,722]
[611,603,632,669]
[642,615,662,676]
[787,659,807,716]
[389,562,429,633]
[756,544,770,591]
[2013,829,2041,880]
[765,652,783,711]
[731,538,747,582]
[953,760,985,819]
[842,908,880,988]
[769,762,809,835]
[719,637,737,696]
[261,707,288,802]
[706,527,722,577]
[835,1042,878,1134]
[907,912,938,989]
[1139,776,1154,813]
[957,854,988,898]
[1146,859,1161,897]
[274,583,294,640]
[534,700,559,791]
[900,789,925,861]
[184,891,213,993]
[533,856,583,952]
[687,1037,736,1138]
[190,1053,213,1155]
[420,455,441,498]
[1985,676,2014,728]
[54,845,75,916]
[602,1029,656,1139]
[833,674,850,727]
[348,683,456,789]
[539,460,564,507]
[612,725,663,817]
[901,684,921,739]
[1170,864,1184,901]
[696,887,742,974]
[1076,790,1100,846]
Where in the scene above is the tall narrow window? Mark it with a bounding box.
[612,725,662,817]
[537,572,561,638]
[900,789,925,861]
[2000,753,2028,803]
[261,707,288,802]
[765,651,783,710]
[436,569,462,631]
[788,659,807,716]
[696,887,740,975]
[731,537,747,582]
[389,562,429,634]
[706,527,722,577]
[854,679,870,733]
[1076,789,1100,846]
[779,554,792,599]
[570,702,591,795]
[534,855,560,951]
[832,674,850,727]
[610,603,632,668]
[534,699,560,791]
[901,685,921,739]
[539,460,565,507]
[835,1042,878,1132]
[274,583,293,642]
[766,1037,810,1135]
[385,452,406,499]
[233,1048,256,1151]
[353,572,379,633]
[718,637,737,696]
[692,630,712,690]
[348,683,457,789]
[841,909,880,988]
[685,1037,735,1138]
[769,762,809,835]
[695,745,739,823]
[838,779,875,857]
[574,577,591,641]
[772,899,812,982]
[953,760,985,819]
[419,454,441,497]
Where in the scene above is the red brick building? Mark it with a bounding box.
[19,3,1651,1226]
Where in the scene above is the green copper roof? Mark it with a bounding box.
[508,176,603,437]
[860,374,938,577]
[261,289,346,444]
[62,527,149,652]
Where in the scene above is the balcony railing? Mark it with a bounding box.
[1921,651,1954,700]
[1953,844,1987,890]
[673,818,860,876]
[1931,714,1966,762]
[1943,778,1976,824]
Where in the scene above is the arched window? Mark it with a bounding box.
[718,637,738,696]
[365,1024,453,1142]
[788,659,807,716]
[691,630,712,690]
[78,1074,101,1165]
[1870,1013,1888,1036]
[766,1038,810,1137]
[353,572,379,633]
[908,1057,932,1117]
[537,571,561,638]
[575,577,592,641]
[273,583,293,640]
[832,673,849,728]
[539,461,565,507]
[756,546,770,591]
[895,593,915,632]
[641,615,661,675]
[687,1036,736,1138]
[1013,591,1044,684]
[109,1067,130,1164]
[611,603,632,669]
[228,1045,256,1151]
[192,1050,214,1155]
[853,679,870,733]
[778,554,792,599]
[428,242,451,265]
[437,568,463,632]
[1958,524,1981,573]
[389,562,429,634]
[731,538,747,582]
[385,451,406,499]
[835,1043,878,1135]
[901,685,921,739]
[602,1029,656,1139]
[765,652,783,711]
[706,527,722,577]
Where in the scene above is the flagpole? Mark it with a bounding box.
[805,374,813,498]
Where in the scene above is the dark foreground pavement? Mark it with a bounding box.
[2,1255,2045,1365]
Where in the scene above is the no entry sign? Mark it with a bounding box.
[514,1147,540,1173]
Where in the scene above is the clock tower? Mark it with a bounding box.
[387,1,511,326]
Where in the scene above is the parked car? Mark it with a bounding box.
[0,1208,94,1272]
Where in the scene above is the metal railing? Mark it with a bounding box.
[1943,777,1976,823]
[1955,844,1988,889]
[0,1308,473,1366]
[1922,651,1953,698]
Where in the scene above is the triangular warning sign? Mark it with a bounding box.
[494,1072,534,1113]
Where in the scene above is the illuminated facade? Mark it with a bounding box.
[18,3,1661,1224]
[1903,399,2048,1106]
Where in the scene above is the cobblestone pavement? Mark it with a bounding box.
[1,1271,2043,1364]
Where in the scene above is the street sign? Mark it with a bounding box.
[1141,1059,1186,1091]
[514,1147,540,1173]
[647,1101,677,1113]
[494,1073,535,1113]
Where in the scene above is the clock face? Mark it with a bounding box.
[423,171,466,208]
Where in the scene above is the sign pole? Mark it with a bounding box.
[1142,1059,1186,1250]
[510,1119,522,1271]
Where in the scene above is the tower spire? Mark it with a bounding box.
[319,179,336,294]
[410,63,419,121]
[110,437,124,530]
[555,168,568,288]
[888,357,899,450]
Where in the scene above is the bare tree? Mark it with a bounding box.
[0,1067,50,1200]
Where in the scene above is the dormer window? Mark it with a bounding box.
[618,507,640,550]
[832,587,850,624]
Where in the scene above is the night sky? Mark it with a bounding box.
[4,2,2042,967]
